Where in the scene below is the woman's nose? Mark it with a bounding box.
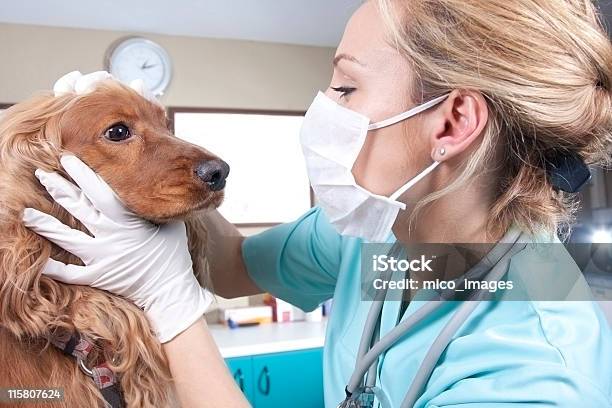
[195,159,230,191]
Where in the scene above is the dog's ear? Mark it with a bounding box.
[0,93,72,170]
[0,94,79,339]
[184,215,211,290]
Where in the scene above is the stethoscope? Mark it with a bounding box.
[338,228,528,408]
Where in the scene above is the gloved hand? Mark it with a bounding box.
[22,155,213,343]
[53,70,161,106]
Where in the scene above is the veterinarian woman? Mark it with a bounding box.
[24,0,612,407]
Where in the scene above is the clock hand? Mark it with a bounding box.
[142,63,157,70]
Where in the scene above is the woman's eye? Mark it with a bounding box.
[104,124,131,142]
[331,86,356,99]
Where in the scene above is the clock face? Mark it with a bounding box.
[107,37,172,96]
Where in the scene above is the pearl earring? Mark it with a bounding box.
[439,147,446,157]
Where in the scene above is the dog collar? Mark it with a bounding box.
[50,331,125,408]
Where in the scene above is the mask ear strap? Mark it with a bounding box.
[368,94,450,131]
[390,161,440,202]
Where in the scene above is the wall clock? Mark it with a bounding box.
[104,36,172,96]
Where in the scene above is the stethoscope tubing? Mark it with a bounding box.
[401,238,527,407]
[345,229,528,407]
[347,298,447,392]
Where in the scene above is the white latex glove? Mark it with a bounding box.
[53,70,162,107]
[22,155,213,343]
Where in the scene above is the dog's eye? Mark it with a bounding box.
[104,124,131,142]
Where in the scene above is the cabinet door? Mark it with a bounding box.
[225,356,255,404]
[252,348,324,408]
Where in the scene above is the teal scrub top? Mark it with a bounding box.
[242,207,612,407]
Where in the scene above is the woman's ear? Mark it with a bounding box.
[427,90,489,161]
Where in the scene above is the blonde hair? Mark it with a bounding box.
[377,0,612,239]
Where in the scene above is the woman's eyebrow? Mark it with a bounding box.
[333,53,366,67]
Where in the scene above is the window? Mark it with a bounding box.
[170,108,313,226]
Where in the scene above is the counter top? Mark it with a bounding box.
[209,320,327,358]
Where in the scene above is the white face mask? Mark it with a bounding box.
[299,91,449,242]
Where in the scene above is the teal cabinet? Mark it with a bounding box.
[225,348,324,408]
[226,356,255,403]
[252,348,324,408]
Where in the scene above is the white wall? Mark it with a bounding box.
[0,23,335,110]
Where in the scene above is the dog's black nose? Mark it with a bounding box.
[195,159,230,191]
